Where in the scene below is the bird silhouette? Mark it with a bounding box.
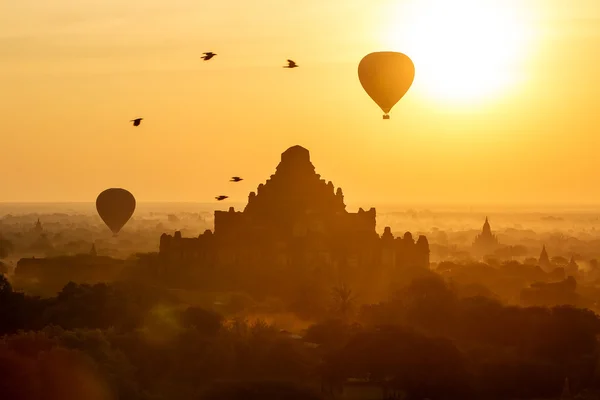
[215,195,229,201]
[130,118,143,127]
[202,52,217,61]
[284,59,298,68]
[230,177,243,182]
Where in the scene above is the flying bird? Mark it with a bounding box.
[202,52,217,61]
[230,177,243,182]
[215,195,229,201]
[130,118,143,127]
[283,59,298,68]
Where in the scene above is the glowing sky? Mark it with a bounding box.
[1,0,600,206]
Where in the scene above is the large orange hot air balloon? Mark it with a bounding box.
[96,188,136,235]
[358,51,415,119]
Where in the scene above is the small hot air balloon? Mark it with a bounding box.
[96,188,136,236]
[358,51,415,119]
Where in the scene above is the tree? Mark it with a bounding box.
[181,307,224,336]
[331,283,357,321]
[326,326,472,399]
[0,273,13,297]
[0,238,14,259]
[395,276,458,334]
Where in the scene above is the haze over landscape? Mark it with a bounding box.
[3,1,600,400]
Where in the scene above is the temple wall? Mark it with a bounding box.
[343,208,376,234]
[214,208,246,236]
[159,227,430,270]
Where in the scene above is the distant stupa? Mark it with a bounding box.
[34,218,43,234]
[90,243,97,257]
[473,217,500,256]
[539,245,551,270]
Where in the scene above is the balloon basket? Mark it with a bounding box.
[383,114,390,120]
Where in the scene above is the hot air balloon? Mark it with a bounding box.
[96,188,136,236]
[358,51,415,119]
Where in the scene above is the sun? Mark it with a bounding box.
[382,0,533,105]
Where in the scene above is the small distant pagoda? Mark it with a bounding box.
[472,217,500,256]
[33,218,43,234]
[539,245,551,270]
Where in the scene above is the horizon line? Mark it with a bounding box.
[2,201,600,209]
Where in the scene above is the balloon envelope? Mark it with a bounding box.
[96,188,136,235]
[358,51,415,117]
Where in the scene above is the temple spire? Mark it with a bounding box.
[473,216,499,256]
[482,216,491,236]
[34,218,43,234]
[539,245,550,267]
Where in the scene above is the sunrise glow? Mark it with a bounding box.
[384,0,534,105]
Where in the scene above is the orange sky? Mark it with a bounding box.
[1,0,600,206]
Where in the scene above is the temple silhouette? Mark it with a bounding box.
[33,218,43,234]
[159,146,429,275]
[472,217,500,256]
[539,245,551,270]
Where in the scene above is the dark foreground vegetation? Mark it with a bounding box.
[1,273,600,399]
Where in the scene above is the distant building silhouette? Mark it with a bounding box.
[159,145,429,275]
[90,243,97,257]
[539,245,551,271]
[472,217,499,256]
[34,218,43,234]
